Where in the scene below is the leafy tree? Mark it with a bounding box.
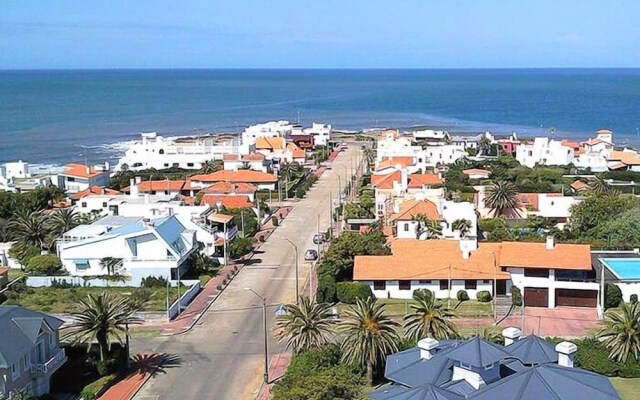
[599,302,640,363]
[599,209,640,249]
[403,289,458,341]
[340,297,399,384]
[199,159,223,174]
[412,213,441,240]
[46,208,79,240]
[336,282,373,304]
[605,283,623,309]
[228,237,254,259]
[343,202,374,219]
[485,181,521,218]
[568,192,636,238]
[8,242,42,267]
[65,293,141,361]
[476,135,492,156]
[25,254,62,275]
[9,210,49,248]
[100,257,122,276]
[274,296,336,354]
[321,230,389,280]
[452,219,472,238]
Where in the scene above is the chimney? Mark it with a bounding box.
[502,327,522,346]
[556,341,577,367]
[141,217,151,227]
[135,176,142,184]
[545,235,555,250]
[104,161,110,171]
[418,338,439,360]
[167,207,174,216]
[129,179,139,198]
[85,166,91,175]
[459,237,478,260]
[400,168,408,190]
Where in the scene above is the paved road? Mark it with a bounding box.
[133,146,362,400]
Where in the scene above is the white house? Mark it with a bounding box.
[449,132,494,152]
[304,123,332,147]
[417,145,467,168]
[223,153,268,172]
[516,138,575,168]
[389,198,478,240]
[115,132,240,171]
[376,130,421,161]
[355,237,597,309]
[241,121,293,148]
[0,160,31,191]
[57,215,197,285]
[412,129,449,142]
[57,163,110,193]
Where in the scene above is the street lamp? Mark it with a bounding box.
[284,238,300,305]
[491,252,498,321]
[245,287,269,383]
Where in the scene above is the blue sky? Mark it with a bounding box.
[1,0,638,69]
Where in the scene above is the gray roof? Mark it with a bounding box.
[506,335,558,365]
[443,337,511,368]
[468,363,619,400]
[385,342,460,387]
[0,306,63,368]
[370,384,464,400]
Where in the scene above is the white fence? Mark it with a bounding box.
[26,276,200,288]
[168,282,202,320]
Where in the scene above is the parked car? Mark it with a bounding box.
[304,249,318,261]
[313,233,325,244]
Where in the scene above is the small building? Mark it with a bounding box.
[0,306,67,398]
[70,185,121,205]
[515,138,574,168]
[58,163,110,193]
[370,330,619,400]
[223,153,268,173]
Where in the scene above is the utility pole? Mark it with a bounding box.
[246,288,269,383]
[284,238,300,305]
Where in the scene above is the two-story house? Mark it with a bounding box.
[57,163,110,194]
[0,306,66,398]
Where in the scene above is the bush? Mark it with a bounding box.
[229,237,254,259]
[619,359,640,378]
[511,286,523,306]
[216,284,222,290]
[51,278,79,289]
[25,254,61,275]
[94,358,120,376]
[631,294,638,304]
[258,235,265,242]
[80,374,116,400]
[272,216,279,227]
[476,290,492,302]
[316,275,337,303]
[140,276,169,288]
[457,290,469,302]
[574,338,619,376]
[605,283,623,309]
[336,282,373,304]
[286,344,341,378]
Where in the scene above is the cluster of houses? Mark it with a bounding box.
[0,121,333,288]
[355,128,640,316]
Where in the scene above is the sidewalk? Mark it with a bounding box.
[255,353,292,400]
[99,354,162,400]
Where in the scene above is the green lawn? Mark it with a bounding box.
[3,286,182,313]
[611,378,640,400]
[7,269,26,281]
[338,299,493,318]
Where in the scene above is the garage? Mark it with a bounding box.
[524,287,549,308]
[555,289,598,307]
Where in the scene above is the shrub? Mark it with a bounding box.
[476,290,492,302]
[51,278,79,289]
[336,282,373,304]
[94,358,120,376]
[272,216,279,227]
[457,290,469,302]
[316,275,337,303]
[25,254,61,275]
[619,359,640,378]
[605,283,623,309]
[285,344,341,378]
[574,338,619,376]
[258,235,265,242]
[140,276,169,288]
[511,286,523,306]
[216,284,222,290]
[631,294,638,304]
[229,237,254,259]
[80,374,116,400]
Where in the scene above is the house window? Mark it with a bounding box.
[67,177,75,182]
[439,280,450,290]
[172,163,179,167]
[403,223,409,232]
[418,280,430,284]
[102,202,108,208]
[465,280,477,290]
[164,191,170,195]
[81,202,87,208]
[482,280,491,284]
[187,163,194,167]
[524,269,549,278]
[373,280,386,290]
[164,163,169,168]
[11,363,18,379]
[399,280,411,290]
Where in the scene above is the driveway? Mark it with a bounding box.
[500,307,601,338]
[133,146,363,400]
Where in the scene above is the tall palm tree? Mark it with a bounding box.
[100,257,122,276]
[340,297,399,384]
[403,290,458,341]
[477,135,492,156]
[412,213,441,239]
[199,159,223,174]
[452,219,473,238]
[362,148,376,171]
[46,208,79,239]
[65,293,141,361]
[9,210,48,248]
[274,296,336,354]
[485,181,521,218]
[598,302,640,363]
[590,174,611,194]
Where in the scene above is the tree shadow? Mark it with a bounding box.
[130,353,182,377]
[242,258,263,266]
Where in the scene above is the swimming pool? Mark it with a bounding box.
[601,258,640,280]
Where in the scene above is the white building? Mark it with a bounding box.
[376,130,421,161]
[516,138,575,168]
[449,132,494,152]
[57,163,110,194]
[416,145,467,169]
[115,132,240,171]
[390,198,478,240]
[0,160,30,191]
[223,153,268,172]
[304,123,332,147]
[412,129,449,142]
[57,215,197,285]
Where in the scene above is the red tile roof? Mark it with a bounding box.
[286,142,305,159]
[204,181,257,194]
[123,180,186,193]
[255,137,286,150]
[371,171,401,189]
[70,186,120,201]
[201,194,253,209]
[242,153,266,161]
[462,168,491,176]
[390,199,441,221]
[499,242,591,270]
[518,193,539,211]
[223,154,240,161]
[408,174,443,188]
[570,180,588,191]
[190,170,277,184]
[61,163,109,179]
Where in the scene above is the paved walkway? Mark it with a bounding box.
[99,354,161,400]
[255,353,292,400]
[499,307,601,338]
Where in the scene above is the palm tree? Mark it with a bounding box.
[590,174,611,194]
[598,302,640,363]
[65,293,141,361]
[274,296,336,353]
[239,162,252,170]
[199,159,223,174]
[9,210,48,248]
[452,219,472,238]
[362,148,376,171]
[340,297,399,384]
[412,213,441,239]
[403,290,458,341]
[9,390,35,400]
[477,135,492,156]
[485,181,521,218]
[100,257,122,276]
[46,208,79,239]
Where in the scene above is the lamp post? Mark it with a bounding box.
[491,252,497,321]
[284,238,300,305]
[246,287,269,383]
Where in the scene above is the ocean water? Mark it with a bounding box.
[1,69,639,166]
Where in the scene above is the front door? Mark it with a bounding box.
[496,280,507,296]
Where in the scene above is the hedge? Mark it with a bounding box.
[511,286,523,306]
[80,374,117,400]
[316,275,337,303]
[456,290,469,302]
[476,290,492,302]
[605,283,623,309]
[336,282,373,304]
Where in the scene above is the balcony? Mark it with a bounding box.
[30,348,67,377]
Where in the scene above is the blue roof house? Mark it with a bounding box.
[369,327,619,400]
